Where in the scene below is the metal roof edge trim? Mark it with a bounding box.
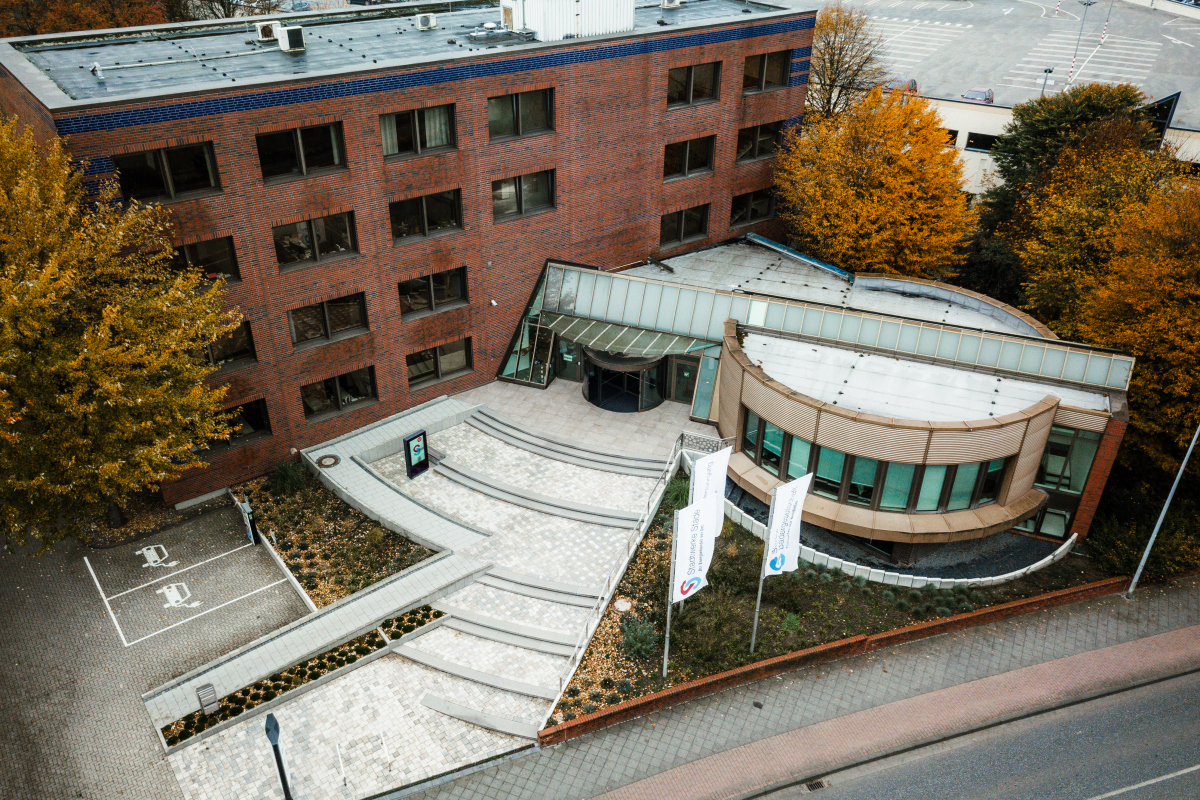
[743,232,855,284]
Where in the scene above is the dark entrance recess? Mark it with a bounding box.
[582,347,666,413]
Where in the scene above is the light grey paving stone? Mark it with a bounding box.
[407,626,569,689]
[434,584,587,637]
[441,618,576,656]
[421,694,539,740]
[395,643,560,700]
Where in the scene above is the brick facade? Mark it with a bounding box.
[0,9,814,503]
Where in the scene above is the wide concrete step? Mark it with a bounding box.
[432,602,579,647]
[434,459,641,529]
[420,693,539,740]
[468,410,668,479]
[395,644,558,699]
[487,566,603,599]
[443,618,576,657]
[476,574,599,608]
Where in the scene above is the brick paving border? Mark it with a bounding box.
[539,576,1129,746]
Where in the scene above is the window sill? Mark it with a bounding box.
[408,367,473,391]
[488,129,555,144]
[221,431,273,450]
[667,98,720,110]
[742,85,788,96]
[132,188,223,205]
[659,233,709,250]
[493,206,556,224]
[304,397,380,425]
[278,250,360,274]
[384,146,458,163]
[210,357,257,375]
[393,226,464,246]
[963,147,993,153]
[735,154,778,165]
[729,216,774,229]
[292,327,369,352]
[262,166,350,186]
[401,299,469,323]
[663,170,714,183]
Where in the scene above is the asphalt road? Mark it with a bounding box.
[767,670,1200,800]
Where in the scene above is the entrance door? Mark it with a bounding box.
[671,355,700,403]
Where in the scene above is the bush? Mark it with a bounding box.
[936,606,953,617]
[582,703,598,714]
[354,644,371,656]
[804,569,818,579]
[269,460,309,496]
[600,677,615,691]
[345,654,357,663]
[814,563,827,573]
[839,580,852,592]
[958,601,975,613]
[262,690,277,702]
[969,591,986,605]
[616,679,634,695]
[781,612,801,631]
[1087,503,1200,582]
[662,477,690,511]
[230,706,244,717]
[603,692,620,705]
[566,686,581,698]
[881,590,895,602]
[547,716,559,727]
[620,616,658,661]
[852,575,867,588]
[819,572,833,583]
[896,599,910,612]
[908,589,924,603]
[563,710,576,721]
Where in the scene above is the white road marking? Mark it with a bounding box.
[84,556,129,646]
[106,542,254,600]
[1084,763,1200,800]
[1163,34,1195,47]
[123,579,288,647]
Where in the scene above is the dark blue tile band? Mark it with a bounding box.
[56,15,814,136]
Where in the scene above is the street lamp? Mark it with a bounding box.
[264,713,294,800]
[1040,67,1054,98]
[1126,423,1200,600]
[1067,0,1098,84]
[1100,0,1117,43]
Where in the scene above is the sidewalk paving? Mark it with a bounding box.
[395,575,1200,800]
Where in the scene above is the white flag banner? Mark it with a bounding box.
[690,446,732,505]
[764,473,812,577]
[671,493,723,602]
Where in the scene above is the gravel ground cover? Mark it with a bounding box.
[550,479,1110,725]
[233,466,434,607]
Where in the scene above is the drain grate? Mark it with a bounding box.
[805,779,827,792]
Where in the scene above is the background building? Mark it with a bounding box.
[0,0,815,502]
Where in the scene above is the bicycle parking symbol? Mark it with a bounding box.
[157,582,201,609]
[136,544,179,568]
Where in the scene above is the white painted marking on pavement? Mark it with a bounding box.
[1085,762,1200,800]
[107,542,253,599]
[84,556,129,646]
[123,578,288,647]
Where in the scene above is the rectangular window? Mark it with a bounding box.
[879,462,916,511]
[381,104,456,156]
[663,135,715,180]
[113,143,220,202]
[915,465,947,511]
[172,236,240,281]
[398,267,468,319]
[785,437,811,480]
[667,62,720,107]
[946,463,981,510]
[944,128,960,146]
[659,204,709,246]
[743,50,790,93]
[977,458,1006,505]
[407,337,473,388]
[488,89,554,139]
[846,456,879,507]
[761,422,785,477]
[272,211,357,268]
[255,123,345,180]
[205,321,255,367]
[813,447,845,500]
[730,188,774,227]
[301,366,377,418]
[389,190,462,239]
[492,170,555,219]
[1036,426,1100,494]
[965,132,998,152]
[736,121,785,161]
[225,398,271,445]
[288,293,367,347]
[742,408,761,459]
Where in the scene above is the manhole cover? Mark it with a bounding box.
[614,598,633,612]
[316,454,340,468]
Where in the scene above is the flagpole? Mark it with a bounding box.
[750,488,776,654]
[662,508,680,677]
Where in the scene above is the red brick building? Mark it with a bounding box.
[0,0,815,502]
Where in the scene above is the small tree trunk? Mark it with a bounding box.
[106,498,126,529]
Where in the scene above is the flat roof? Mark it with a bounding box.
[832,0,1200,131]
[6,0,795,104]
[743,332,1110,422]
[625,238,1043,337]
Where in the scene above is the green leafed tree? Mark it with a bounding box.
[0,117,238,551]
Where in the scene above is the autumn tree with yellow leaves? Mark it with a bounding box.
[0,118,239,550]
[774,88,975,278]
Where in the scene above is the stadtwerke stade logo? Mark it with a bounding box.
[679,577,701,596]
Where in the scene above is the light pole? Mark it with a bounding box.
[264,713,294,800]
[1040,67,1054,97]
[1125,423,1200,600]
[1100,0,1117,42]
[1067,0,1098,84]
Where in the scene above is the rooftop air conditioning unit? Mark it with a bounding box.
[416,13,437,30]
[279,26,305,52]
[255,20,279,42]
[661,0,682,8]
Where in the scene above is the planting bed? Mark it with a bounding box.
[161,630,387,746]
[552,481,1108,725]
[234,468,433,606]
[381,604,445,639]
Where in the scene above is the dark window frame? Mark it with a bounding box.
[398,267,469,320]
[389,189,463,240]
[491,169,556,220]
[272,211,359,270]
[663,135,715,181]
[255,122,347,182]
[730,187,775,227]
[487,89,555,140]
[943,128,960,146]
[204,321,256,369]
[287,292,369,349]
[742,50,790,94]
[221,398,272,447]
[406,337,474,389]
[659,203,710,246]
[736,121,786,162]
[667,62,722,107]
[112,142,221,202]
[300,366,378,420]
[964,132,999,153]
[381,103,458,158]
[172,236,241,282]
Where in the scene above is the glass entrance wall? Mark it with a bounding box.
[583,348,668,413]
[1016,425,1104,538]
[499,269,557,388]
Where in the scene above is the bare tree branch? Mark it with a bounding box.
[806,2,889,121]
